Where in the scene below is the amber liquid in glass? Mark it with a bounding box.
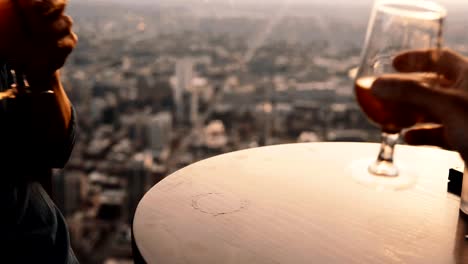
[354,76,424,133]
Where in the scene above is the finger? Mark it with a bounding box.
[371,74,461,120]
[22,31,77,80]
[42,32,77,71]
[393,49,466,81]
[17,0,67,19]
[46,15,73,39]
[51,32,77,68]
[15,0,67,37]
[57,32,77,52]
[404,125,451,149]
[24,14,73,41]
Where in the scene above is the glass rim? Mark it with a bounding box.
[376,0,447,20]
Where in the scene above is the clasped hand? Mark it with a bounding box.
[0,0,77,87]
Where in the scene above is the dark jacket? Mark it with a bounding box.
[0,64,79,263]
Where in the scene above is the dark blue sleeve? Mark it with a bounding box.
[3,182,80,263]
[2,97,77,170]
[49,106,77,168]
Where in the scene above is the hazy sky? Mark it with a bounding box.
[84,0,466,5]
[194,0,464,3]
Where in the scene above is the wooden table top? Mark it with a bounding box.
[134,142,468,264]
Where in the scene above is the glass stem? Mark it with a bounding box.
[369,132,400,177]
[377,132,399,164]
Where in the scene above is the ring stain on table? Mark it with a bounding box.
[191,193,250,217]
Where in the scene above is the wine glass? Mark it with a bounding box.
[352,0,446,190]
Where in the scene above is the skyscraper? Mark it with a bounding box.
[146,112,173,154]
[127,152,153,224]
[173,58,194,123]
[190,77,208,125]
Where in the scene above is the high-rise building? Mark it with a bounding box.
[146,112,172,154]
[190,86,199,125]
[173,58,194,123]
[127,152,153,224]
[189,77,208,125]
[136,75,152,102]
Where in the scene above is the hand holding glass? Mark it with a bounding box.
[353,0,446,190]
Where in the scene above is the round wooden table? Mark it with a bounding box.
[134,142,468,264]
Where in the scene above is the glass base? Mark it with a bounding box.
[349,158,418,191]
[369,160,399,177]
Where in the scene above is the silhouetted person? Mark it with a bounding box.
[0,0,78,263]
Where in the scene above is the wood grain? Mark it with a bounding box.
[134,142,467,264]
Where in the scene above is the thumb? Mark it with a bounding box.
[16,0,67,18]
[404,125,451,150]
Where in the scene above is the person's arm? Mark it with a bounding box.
[28,71,75,168]
[30,72,72,143]
[6,71,76,170]
[1,0,78,168]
